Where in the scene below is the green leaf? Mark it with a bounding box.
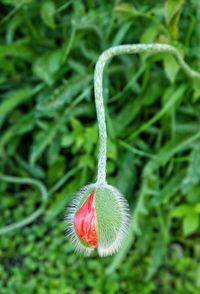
[30,124,56,165]
[129,84,187,140]
[140,26,158,43]
[183,213,199,236]
[61,133,75,148]
[165,0,184,39]
[151,170,185,206]
[144,132,200,176]
[192,79,200,102]
[195,203,200,213]
[0,43,34,59]
[47,156,65,184]
[78,154,94,170]
[114,3,139,18]
[181,145,200,193]
[165,0,184,23]
[164,55,180,83]
[41,1,56,29]
[33,49,63,85]
[1,0,31,5]
[111,22,132,46]
[0,88,33,121]
[172,204,193,218]
[107,139,117,160]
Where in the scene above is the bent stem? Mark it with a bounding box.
[0,174,48,235]
[94,43,200,184]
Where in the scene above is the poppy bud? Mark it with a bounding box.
[66,183,130,256]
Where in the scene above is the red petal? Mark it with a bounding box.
[74,191,97,247]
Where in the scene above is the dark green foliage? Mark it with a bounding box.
[0,0,200,293]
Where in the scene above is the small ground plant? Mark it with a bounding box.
[0,1,200,293]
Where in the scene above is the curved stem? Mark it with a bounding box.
[0,174,48,235]
[94,43,200,184]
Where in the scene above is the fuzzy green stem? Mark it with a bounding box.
[94,43,200,184]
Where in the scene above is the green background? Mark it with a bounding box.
[0,0,200,293]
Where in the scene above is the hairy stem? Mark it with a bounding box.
[94,43,200,184]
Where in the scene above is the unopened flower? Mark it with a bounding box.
[66,183,130,257]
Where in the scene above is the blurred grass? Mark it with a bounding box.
[0,0,200,293]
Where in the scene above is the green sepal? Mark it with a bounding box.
[95,187,122,249]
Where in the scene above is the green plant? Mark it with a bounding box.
[1,0,200,292]
[67,43,200,257]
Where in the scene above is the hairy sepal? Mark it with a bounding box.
[66,183,130,257]
[95,184,130,256]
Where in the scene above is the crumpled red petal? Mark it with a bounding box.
[74,191,97,247]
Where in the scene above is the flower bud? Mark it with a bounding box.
[66,183,130,256]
